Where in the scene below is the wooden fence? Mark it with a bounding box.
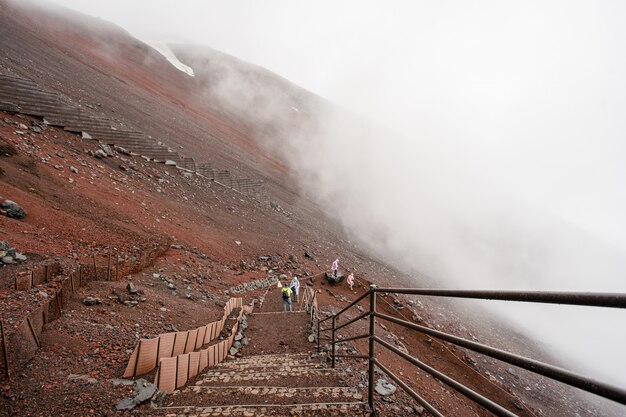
[0,242,169,380]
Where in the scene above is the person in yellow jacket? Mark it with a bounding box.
[281,285,293,312]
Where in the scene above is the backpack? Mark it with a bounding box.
[282,289,290,300]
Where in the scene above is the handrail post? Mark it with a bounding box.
[368,284,377,411]
[331,316,336,368]
[316,312,320,353]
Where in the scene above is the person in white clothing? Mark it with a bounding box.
[290,276,300,302]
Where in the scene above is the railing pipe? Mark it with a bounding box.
[333,333,369,345]
[373,359,445,417]
[367,284,376,410]
[335,354,368,359]
[374,288,626,308]
[375,311,626,405]
[316,316,321,353]
[331,316,336,368]
[375,336,518,417]
[334,311,369,332]
[321,291,370,324]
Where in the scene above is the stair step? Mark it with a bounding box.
[156,401,367,417]
[194,368,346,387]
[208,364,325,373]
[169,386,363,408]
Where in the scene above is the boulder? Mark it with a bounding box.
[82,297,101,306]
[127,283,138,294]
[375,379,397,396]
[324,271,344,285]
[81,131,93,140]
[100,144,114,156]
[94,149,107,159]
[114,145,131,155]
[115,379,157,411]
[1,199,26,219]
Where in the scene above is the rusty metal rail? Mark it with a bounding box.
[317,285,626,415]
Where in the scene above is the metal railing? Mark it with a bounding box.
[317,285,626,416]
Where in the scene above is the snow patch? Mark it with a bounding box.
[150,43,195,77]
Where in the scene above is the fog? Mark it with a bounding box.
[34,0,626,390]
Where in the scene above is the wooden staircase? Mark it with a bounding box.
[152,287,368,416]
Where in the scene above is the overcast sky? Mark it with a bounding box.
[40,0,626,254]
[33,0,626,388]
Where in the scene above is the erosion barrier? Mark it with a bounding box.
[0,74,270,203]
[0,242,169,380]
[123,297,247,378]
[153,301,253,393]
[0,262,62,292]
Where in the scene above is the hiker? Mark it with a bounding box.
[281,284,293,312]
[347,272,354,291]
[290,276,300,302]
[331,258,339,277]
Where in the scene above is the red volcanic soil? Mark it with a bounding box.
[0,1,622,417]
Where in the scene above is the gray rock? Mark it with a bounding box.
[115,378,157,410]
[233,341,241,349]
[100,144,114,156]
[82,296,101,306]
[14,253,27,262]
[94,149,107,159]
[170,244,183,249]
[229,347,239,356]
[414,405,425,415]
[81,131,93,140]
[1,199,26,219]
[127,283,138,294]
[235,333,243,341]
[133,379,157,403]
[0,241,9,251]
[308,334,316,343]
[2,256,14,264]
[110,378,134,386]
[241,336,248,346]
[114,145,131,155]
[164,160,177,166]
[68,374,97,384]
[115,398,135,410]
[70,166,79,174]
[375,379,397,396]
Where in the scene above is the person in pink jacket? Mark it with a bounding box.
[330,258,339,277]
[347,272,355,291]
